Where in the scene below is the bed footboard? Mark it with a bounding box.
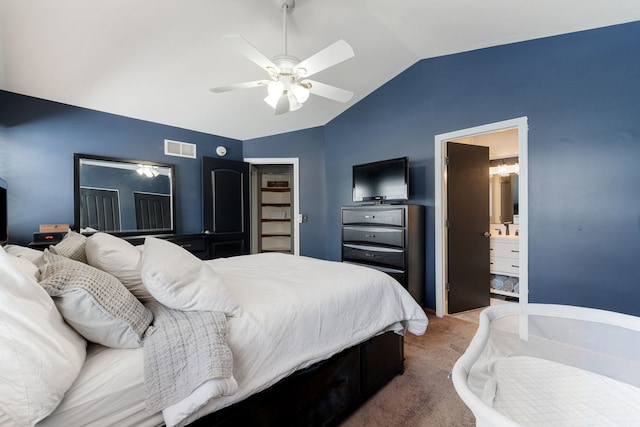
[191,331,404,427]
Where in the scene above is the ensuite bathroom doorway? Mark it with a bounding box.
[434,117,529,317]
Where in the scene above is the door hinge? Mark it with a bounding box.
[445,219,450,228]
[444,157,450,165]
[445,282,450,291]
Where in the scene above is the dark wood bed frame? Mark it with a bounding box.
[190,331,404,426]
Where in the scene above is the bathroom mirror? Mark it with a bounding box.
[74,154,176,235]
[489,158,519,224]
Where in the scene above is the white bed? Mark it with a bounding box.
[0,232,427,427]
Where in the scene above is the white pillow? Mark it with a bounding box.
[7,253,39,282]
[85,232,154,302]
[4,244,45,266]
[39,251,153,348]
[141,237,241,316]
[0,246,86,426]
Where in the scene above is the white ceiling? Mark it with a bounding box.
[2,1,639,141]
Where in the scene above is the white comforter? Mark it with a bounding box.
[23,253,427,427]
[166,253,428,426]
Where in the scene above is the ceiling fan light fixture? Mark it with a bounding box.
[288,94,302,111]
[264,75,308,112]
[265,80,288,109]
[264,93,280,109]
[136,165,159,178]
[267,80,285,97]
[291,83,310,103]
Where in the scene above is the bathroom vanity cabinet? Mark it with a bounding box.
[490,236,520,298]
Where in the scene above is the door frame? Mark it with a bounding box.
[434,117,529,317]
[244,157,300,256]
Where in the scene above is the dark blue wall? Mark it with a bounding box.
[243,127,327,259]
[0,92,242,245]
[323,22,640,314]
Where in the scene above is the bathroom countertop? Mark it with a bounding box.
[490,234,519,240]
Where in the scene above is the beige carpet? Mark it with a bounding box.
[341,312,479,427]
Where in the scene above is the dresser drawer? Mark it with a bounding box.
[342,226,404,248]
[342,244,405,269]
[490,257,520,277]
[344,262,406,284]
[342,208,405,227]
[370,266,406,287]
[490,240,519,259]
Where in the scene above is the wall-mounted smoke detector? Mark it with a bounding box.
[165,139,197,159]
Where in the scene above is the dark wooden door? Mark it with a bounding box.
[79,187,121,231]
[447,142,490,314]
[134,193,171,230]
[202,157,250,258]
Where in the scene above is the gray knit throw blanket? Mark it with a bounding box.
[143,302,233,413]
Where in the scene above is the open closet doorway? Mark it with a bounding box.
[245,158,300,256]
[434,117,529,317]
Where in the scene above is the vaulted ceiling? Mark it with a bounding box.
[2,0,639,140]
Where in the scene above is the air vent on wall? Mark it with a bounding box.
[164,139,196,159]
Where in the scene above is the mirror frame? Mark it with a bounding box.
[74,153,177,237]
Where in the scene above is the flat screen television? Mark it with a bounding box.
[0,177,7,244]
[352,157,409,203]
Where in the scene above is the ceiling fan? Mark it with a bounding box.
[210,0,355,115]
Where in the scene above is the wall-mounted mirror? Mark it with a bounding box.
[489,157,519,224]
[74,154,176,235]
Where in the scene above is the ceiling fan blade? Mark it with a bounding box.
[210,80,269,93]
[294,40,354,78]
[303,80,353,103]
[222,34,279,73]
[274,95,290,115]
